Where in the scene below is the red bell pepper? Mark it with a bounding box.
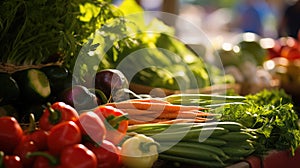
[0,151,22,168]
[27,151,61,168]
[76,111,106,145]
[28,144,97,168]
[0,116,23,154]
[13,140,38,168]
[60,144,97,168]
[47,121,82,155]
[22,113,48,150]
[85,140,121,168]
[39,102,79,131]
[93,106,128,145]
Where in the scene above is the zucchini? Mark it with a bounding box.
[12,68,51,102]
[0,72,20,105]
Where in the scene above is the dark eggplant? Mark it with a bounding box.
[0,72,20,105]
[58,85,98,111]
[41,65,70,95]
[94,69,129,99]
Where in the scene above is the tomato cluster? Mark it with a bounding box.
[0,102,128,168]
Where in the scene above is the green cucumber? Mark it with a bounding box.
[0,104,19,119]
[184,137,227,147]
[150,127,228,142]
[12,68,51,102]
[225,140,255,150]
[159,154,226,168]
[160,141,229,159]
[160,145,224,163]
[214,131,257,141]
[0,72,20,105]
[221,146,255,157]
[40,65,70,94]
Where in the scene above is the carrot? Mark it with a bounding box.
[128,114,157,121]
[128,118,163,125]
[156,118,208,124]
[128,117,210,125]
[119,108,158,115]
[145,111,198,119]
[128,98,170,104]
[106,101,207,111]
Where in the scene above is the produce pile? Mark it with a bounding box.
[0,101,130,168]
[1,0,300,168]
[126,89,300,167]
[0,70,300,168]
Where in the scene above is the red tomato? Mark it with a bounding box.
[39,102,79,131]
[0,117,23,154]
[76,111,106,145]
[93,106,128,145]
[85,140,120,168]
[60,144,97,168]
[47,121,82,155]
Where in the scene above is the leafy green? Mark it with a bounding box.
[0,0,120,66]
[217,89,300,155]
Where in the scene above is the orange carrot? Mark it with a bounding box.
[128,117,210,125]
[119,108,158,115]
[156,118,208,124]
[106,101,207,111]
[128,98,170,104]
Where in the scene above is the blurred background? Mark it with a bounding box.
[112,0,300,106]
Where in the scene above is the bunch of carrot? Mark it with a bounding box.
[106,99,219,125]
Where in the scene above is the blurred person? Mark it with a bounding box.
[234,0,263,35]
[232,0,274,37]
[278,0,300,39]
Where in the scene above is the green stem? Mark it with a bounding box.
[47,103,61,125]
[26,151,59,166]
[139,142,160,153]
[27,113,37,133]
[108,114,129,129]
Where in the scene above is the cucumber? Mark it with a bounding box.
[160,141,229,159]
[0,104,19,119]
[12,68,51,102]
[225,140,255,150]
[184,138,227,147]
[0,72,20,105]
[221,146,255,157]
[159,154,226,168]
[214,131,257,141]
[150,127,229,142]
[40,65,70,94]
[160,145,225,163]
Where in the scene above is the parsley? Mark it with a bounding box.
[219,89,300,155]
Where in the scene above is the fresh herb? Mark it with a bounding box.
[217,89,300,155]
[0,0,120,66]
